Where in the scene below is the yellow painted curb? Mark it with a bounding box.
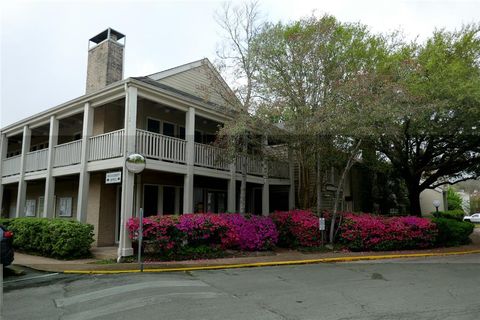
[63,249,480,275]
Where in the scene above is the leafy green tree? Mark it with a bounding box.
[447,187,463,211]
[373,25,480,215]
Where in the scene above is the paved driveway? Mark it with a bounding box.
[2,254,480,320]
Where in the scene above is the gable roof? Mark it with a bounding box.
[146,58,242,112]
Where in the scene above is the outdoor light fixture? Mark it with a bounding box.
[433,199,441,213]
[125,153,146,271]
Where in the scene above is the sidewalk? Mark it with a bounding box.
[12,229,480,274]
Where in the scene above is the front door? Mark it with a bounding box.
[206,190,227,213]
[144,185,159,216]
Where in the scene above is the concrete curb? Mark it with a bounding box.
[63,249,480,274]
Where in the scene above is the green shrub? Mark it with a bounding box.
[432,218,474,247]
[432,210,465,221]
[0,218,12,228]
[7,218,94,259]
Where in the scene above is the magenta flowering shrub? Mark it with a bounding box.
[338,213,438,251]
[127,213,279,254]
[220,214,278,251]
[270,210,322,247]
[177,214,233,248]
[127,215,184,252]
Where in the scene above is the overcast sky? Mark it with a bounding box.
[1,0,479,127]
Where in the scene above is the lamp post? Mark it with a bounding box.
[433,199,441,214]
[125,153,146,272]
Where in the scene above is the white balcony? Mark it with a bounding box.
[2,129,290,179]
[1,155,21,177]
[89,129,125,161]
[54,140,82,168]
[136,129,186,163]
[25,149,48,173]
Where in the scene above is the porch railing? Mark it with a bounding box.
[194,143,230,171]
[236,155,264,176]
[268,160,290,179]
[136,129,186,163]
[1,155,21,177]
[54,140,82,167]
[89,129,125,161]
[25,149,48,173]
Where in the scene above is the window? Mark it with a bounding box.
[37,196,45,216]
[25,199,36,217]
[178,126,186,139]
[195,130,203,143]
[163,122,176,137]
[147,118,161,133]
[58,197,72,217]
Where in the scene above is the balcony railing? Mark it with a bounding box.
[236,155,264,176]
[136,129,186,163]
[1,155,21,177]
[25,149,48,173]
[89,129,125,161]
[54,140,82,167]
[194,143,230,171]
[268,160,289,179]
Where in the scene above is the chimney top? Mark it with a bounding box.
[89,28,125,45]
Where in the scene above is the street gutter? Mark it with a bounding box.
[63,249,480,274]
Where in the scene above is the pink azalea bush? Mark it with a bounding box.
[127,213,279,254]
[270,210,322,247]
[221,214,278,251]
[127,215,183,253]
[338,213,438,251]
[177,213,233,249]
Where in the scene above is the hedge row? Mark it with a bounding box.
[0,218,94,259]
[432,209,466,221]
[127,213,278,255]
[128,210,475,255]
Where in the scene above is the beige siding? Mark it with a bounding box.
[157,65,228,107]
[87,172,118,246]
[54,177,79,219]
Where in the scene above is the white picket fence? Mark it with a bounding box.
[88,129,125,161]
[1,155,21,177]
[136,129,186,163]
[25,149,48,173]
[54,140,82,167]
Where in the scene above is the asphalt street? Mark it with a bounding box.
[2,254,480,320]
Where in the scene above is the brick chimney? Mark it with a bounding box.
[86,28,125,94]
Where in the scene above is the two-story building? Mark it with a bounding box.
[0,29,294,257]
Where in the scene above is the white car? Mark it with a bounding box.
[463,213,480,223]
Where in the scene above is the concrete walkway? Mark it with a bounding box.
[12,229,480,273]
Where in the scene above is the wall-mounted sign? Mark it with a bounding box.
[106,171,122,184]
[319,217,326,231]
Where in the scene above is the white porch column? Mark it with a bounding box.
[262,136,269,216]
[288,149,295,210]
[183,106,195,213]
[118,86,137,258]
[77,103,94,223]
[16,125,31,217]
[44,115,59,218]
[0,134,7,216]
[228,163,236,212]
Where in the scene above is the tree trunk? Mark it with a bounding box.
[329,140,362,244]
[406,182,422,217]
[316,152,322,216]
[239,138,248,214]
